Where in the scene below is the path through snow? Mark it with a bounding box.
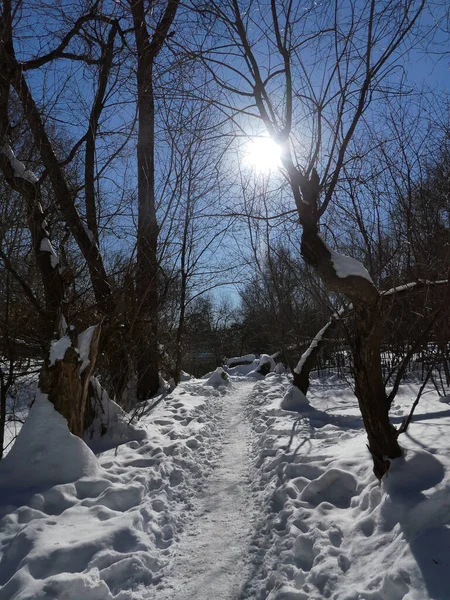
[154,380,256,600]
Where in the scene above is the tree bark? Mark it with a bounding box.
[39,325,102,437]
[130,0,179,400]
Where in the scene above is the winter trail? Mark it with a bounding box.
[154,379,256,600]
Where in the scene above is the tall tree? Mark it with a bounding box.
[200,0,428,477]
[129,0,180,399]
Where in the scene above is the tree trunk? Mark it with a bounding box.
[351,302,402,479]
[39,325,101,437]
[289,168,402,478]
[134,60,160,400]
[130,0,180,400]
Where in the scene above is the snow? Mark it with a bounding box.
[204,366,229,387]
[77,325,98,373]
[244,375,450,599]
[281,384,310,411]
[39,238,59,268]
[155,380,255,600]
[0,392,99,494]
[0,379,225,599]
[259,353,276,370]
[1,144,39,184]
[294,321,331,374]
[49,335,72,366]
[325,242,373,283]
[382,279,448,296]
[1,370,450,600]
[226,354,256,367]
[84,378,147,453]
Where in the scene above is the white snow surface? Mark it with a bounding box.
[155,380,255,600]
[226,354,256,367]
[1,371,450,600]
[0,392,99,492]
[0,379,226,599]
[84,378,147,453]
[49,335,72,366]
[78,325,98,373]
[325,242,373,283]
[281,384,310,411]
[258,353,276,370]
[204,367,229,387]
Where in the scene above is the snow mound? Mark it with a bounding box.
[258,353,276,372]
[301,468,357,508]
[179,370,193,381]
[226,359,259,376]
[274,363,286,374]
[0,393,99,493]
[281,386,310,411]
[383,450,445,498]
[204,367,229,387]
[84,378,147,453]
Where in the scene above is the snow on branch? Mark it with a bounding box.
[294,321,333,374]
[1,144,39,184]
[381,279,448,297]
[294,303,353,375]
[40,238,60,269]
[327,245,373,283]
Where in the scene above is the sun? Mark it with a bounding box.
[244,136,282,173]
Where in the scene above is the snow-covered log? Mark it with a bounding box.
[226,354,256,367]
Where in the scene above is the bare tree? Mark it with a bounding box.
[199,0,431,477]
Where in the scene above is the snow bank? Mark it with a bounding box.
[0,379,225,599]
[84,378,147,453]
[226,359,260,376]
[245,374,450,600]
[258,353,276,372]
[0,392,99,493]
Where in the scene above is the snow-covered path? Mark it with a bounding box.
[154,380,255,600]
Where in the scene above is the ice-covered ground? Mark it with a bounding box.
[1,370,450,599]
